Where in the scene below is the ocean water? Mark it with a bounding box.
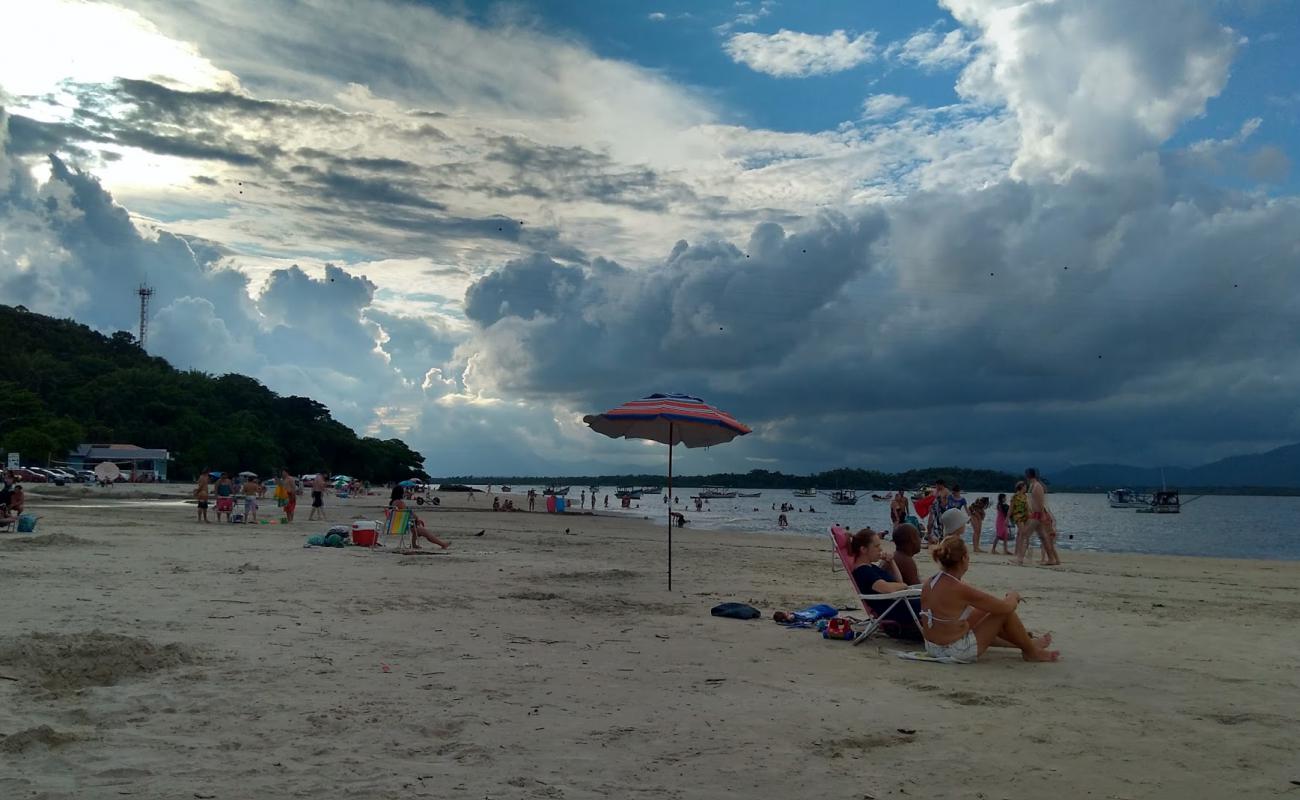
[515,486,1300,562]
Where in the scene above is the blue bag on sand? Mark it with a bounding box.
[711,602,761,620]
[306,534,326,546]
[16,514,37,533]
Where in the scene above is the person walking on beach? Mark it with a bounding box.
[527,488,537,511]
[280,469,298,523]
[1018,469,1060,566]
[992,493,1011,555]
[194,470,211,523]
[926,480,953,542]
[890,489,907,527]
[309,473,327,521]
[242,475,259,524]
[969,496,988,552]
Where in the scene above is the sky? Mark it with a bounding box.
[1,0,1299,477]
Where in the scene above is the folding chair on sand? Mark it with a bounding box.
[829,525,923,645]
[381,506,441,556]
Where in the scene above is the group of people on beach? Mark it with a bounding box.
[887,468,1062,566]
[193,469,340,525]
[849,482,1062,664]
[1,471,28,526]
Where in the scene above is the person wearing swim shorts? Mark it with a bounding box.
[309,473,327,521]
[921,520,1059,663]
[194,469,211,523]
[242,476,259,524]
[280,469,297,523]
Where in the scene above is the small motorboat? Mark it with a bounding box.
[829,489,858,506]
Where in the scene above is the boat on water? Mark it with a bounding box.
[542,485,570,496]
[615,488,641,499]
[1136,489,1180,514]
[871,493,891,501]
[500,485,512,493]
[638,486,662,495]
[793,488,817,497]
[1107,488,1151,509]
[698,486,737,499]
[829,489,859,505]
[737,491,762,498]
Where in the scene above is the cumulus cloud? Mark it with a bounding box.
[724,29,878,77]
[944,0,1238,177]
[886,25,975,70]
[862,94,910,119]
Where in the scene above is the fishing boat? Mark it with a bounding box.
[1136,489,1180,514]
[500,485,512,493]
[829,489,858,505]
[698,486,737,499]
[793,487,817,497]
[1107,488,1150,509]
[737,491,762,498]
[615,487,641,499]
[542,485,570,496]
[637,486,662,495]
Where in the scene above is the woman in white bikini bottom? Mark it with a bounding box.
[920,536,1060,663]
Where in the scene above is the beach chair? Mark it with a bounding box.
[829,525,922,645]
[382,506,415,549]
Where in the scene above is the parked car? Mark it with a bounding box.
[76,470,97,482]
[29,467,65,484]
[13,467,48,483]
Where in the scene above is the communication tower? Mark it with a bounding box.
[137,283,154,347]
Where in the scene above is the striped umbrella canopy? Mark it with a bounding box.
[584,393,751,590]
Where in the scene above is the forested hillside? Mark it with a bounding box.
[0,305,425,481]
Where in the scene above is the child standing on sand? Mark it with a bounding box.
[993,493,1011,555]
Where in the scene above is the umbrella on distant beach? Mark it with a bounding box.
[584,393,751,590]
[94,462,121,483]
[398,479,420,487]
[238,470,258,479]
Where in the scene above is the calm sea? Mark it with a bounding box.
[505,486,1299,562]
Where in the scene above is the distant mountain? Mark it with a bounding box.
[1053,443,1300,489]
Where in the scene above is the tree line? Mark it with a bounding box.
[0,305,426,482]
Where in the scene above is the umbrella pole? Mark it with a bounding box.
[667,422,673,592]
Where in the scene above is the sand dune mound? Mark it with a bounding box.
[0,631,196,695]
[0,725,79,753]
[0,534,97,550]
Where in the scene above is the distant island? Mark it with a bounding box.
[0,305,426,482]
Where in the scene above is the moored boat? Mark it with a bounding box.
[543,485,570,496]
[829,489,858,505]
[1107,488,1150,508]
[793,487,817,497]
[698,486,737,499]
[1136,489,1180,513]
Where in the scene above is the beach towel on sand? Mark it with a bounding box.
[897,651,970,665]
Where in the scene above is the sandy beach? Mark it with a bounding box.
[2,485,1298,799]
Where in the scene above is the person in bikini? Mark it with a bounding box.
[1020,468,1061,566]
[920,509,1059,663]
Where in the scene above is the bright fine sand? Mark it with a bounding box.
[2,487,1298,799]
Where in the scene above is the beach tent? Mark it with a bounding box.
[584,393,750,590]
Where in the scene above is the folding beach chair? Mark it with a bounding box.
[828,525,923,645]
[382,506,415,549]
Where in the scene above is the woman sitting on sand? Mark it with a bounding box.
[392,499,450,549]
[919,529,1059,663]
[848,529,922,640]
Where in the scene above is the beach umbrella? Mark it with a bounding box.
[583,393,751,590]
[94,462,121,482]
[398,479,420,487]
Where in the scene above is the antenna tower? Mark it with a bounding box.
[137,283,154,347]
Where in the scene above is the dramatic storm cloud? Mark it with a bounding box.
[2,0,1298,473]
